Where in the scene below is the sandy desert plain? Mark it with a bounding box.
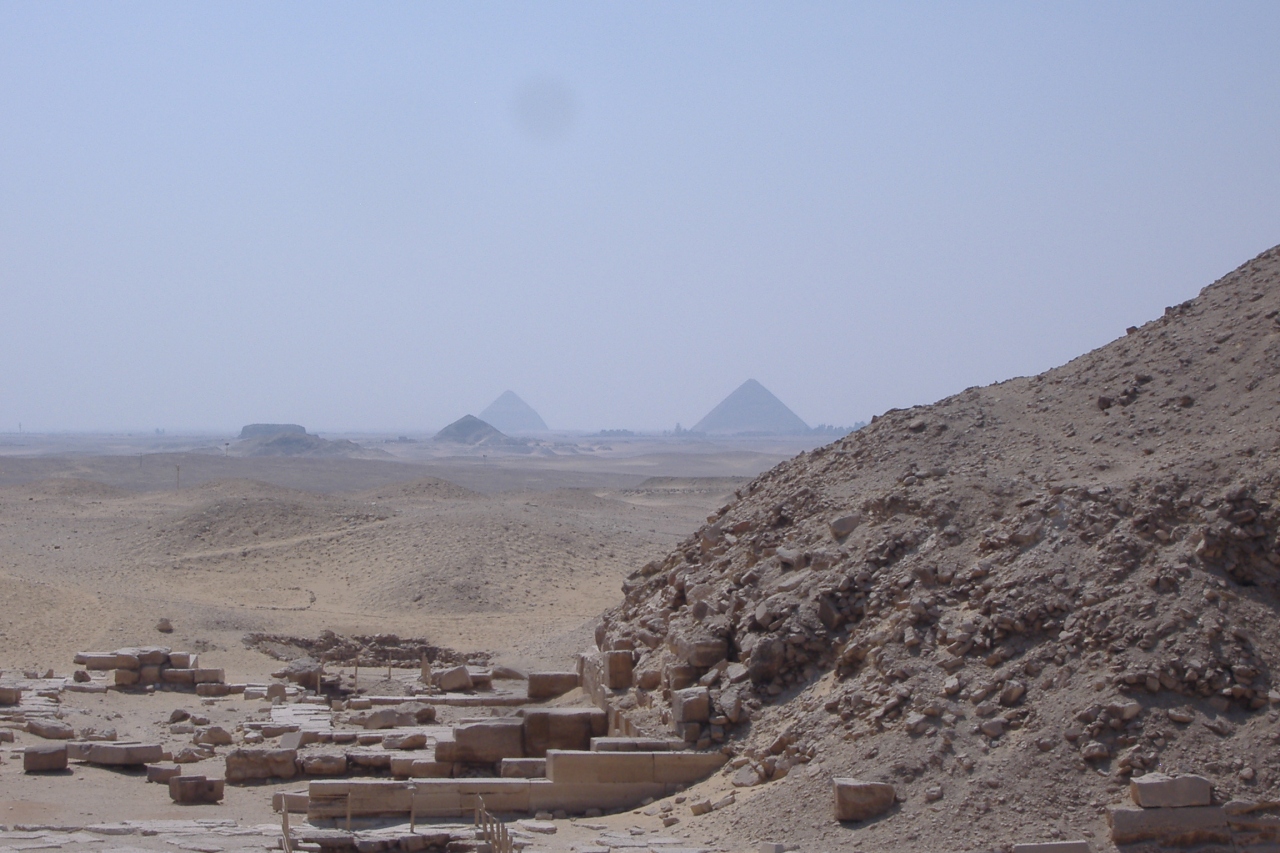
[0,429,826,849]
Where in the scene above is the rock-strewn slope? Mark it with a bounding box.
[596,245,1280,851]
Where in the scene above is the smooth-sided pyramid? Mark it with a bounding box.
[479,391,549,434]
[691,379,810,434]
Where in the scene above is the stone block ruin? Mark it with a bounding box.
[1,641,731,835]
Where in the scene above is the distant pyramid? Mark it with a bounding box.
[479,391,548,433]
[434,415,513,446]
[692,379,810,435]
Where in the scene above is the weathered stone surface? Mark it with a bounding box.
[169,775,225,804]
[169,652,197,668]
[522,708,607,757]
[1130,773,1212,808]
[391,756,452,778]
[675,637,727,669]
[114,669,141,686]
[162,668,196,685]
[356,709,416,730]
[1107,805,1229,845]
[196,683,230,697]
[0,685,23,704]
[280,730,320,751]
[24,744,68,772]
[436,665,473,692]
[28,719,75,740]
[500,758,547,778]
[528,672,579,700]
[346,750,393,770]
[672,687,711,724]
[194,726,233,747]
[383,732,428,750]
[135,647,170,665]
[193,668,225,684]
[603,651,634,689]
[147,764,182,783]
[829,515,861,537]
[68,741,163,765]
[225,747,298,782]
[81,653,119,671]
[302,753,348,775]
[446,719,524,763]
[833,778,896,822]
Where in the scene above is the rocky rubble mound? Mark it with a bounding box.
[595,245,1280,850]
[244,631,490,668]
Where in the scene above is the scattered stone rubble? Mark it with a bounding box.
[586,245,1280,849]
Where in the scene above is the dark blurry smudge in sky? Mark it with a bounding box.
[510,77,579,140]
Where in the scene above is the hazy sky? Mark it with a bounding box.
[3,3,1279,433]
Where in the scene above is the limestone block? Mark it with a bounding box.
[603,651,634,690]
[1130,773,1212,808]
[672,687,711,724]
[523,708,608,757]
[436,665,473,692]
[1107,805,1229,845]
[169,775,225,804]
[500,758,547,778]
[272,790,309,813]
[169,652,197,668]
[259,723,298,738]
[113,652,141,670]
[528,779,672,814]
[652,751,728,784]
[663,664,697,691]
[193,668,225,684]
[266,683,287,700]
[830,514,861,537]
[279,730,320,751]
[28,718,75,739]
[833,778,896,822]
[1012,843,1091,853]
[194,726,234,747]
[70,741,163,765]
[302,753,348,775]
[24,744,68,772]
[225,747,299,783]
[675,637,728,669]
[590,737,678,752]
[401,701,436,723]
[81,653,119,671]
[137,647,171,666]
[455,778,531,812]
[391,756,452,778]
[450,719,524,763]
[307,780,436,819]
[383,732,428,750]
[545,750,655,784]
[139,665,162,684]
[147,765,182,784]
[528,672,579,700]
[114,669,140,686]
[196,683,230,697]
[467,667,493,690]
[162,668,196,685]
[347,750,393,770]
[0,685,23,704]
[357,708,416,729]
[0,729,14,743]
